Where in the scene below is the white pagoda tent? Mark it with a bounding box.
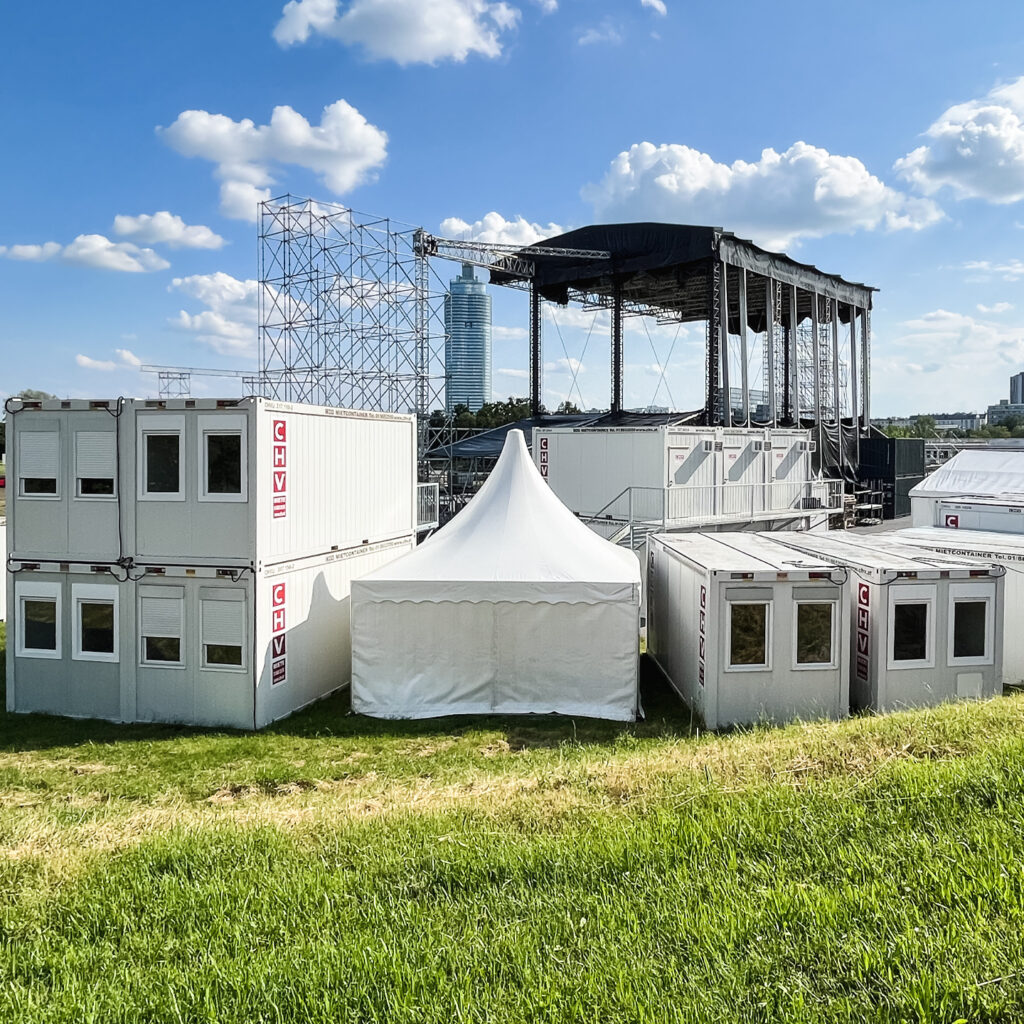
[351,430,641,721]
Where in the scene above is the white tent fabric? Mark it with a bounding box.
[910,449,1024,501]
[351,430,641,721]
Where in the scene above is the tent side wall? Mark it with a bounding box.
[351,582,640,721]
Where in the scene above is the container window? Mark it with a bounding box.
[80,602,115,654]
[728,602,770,669]
[206,434,242,494]
[75,431,116,498]
[796,602,835,666]
[145,434,180,494]
[72,584,119,662]
[201,595,246,670]
[23,600,57,653]
[15,582,62,659]
[18,430,59,497]
[892,603,928,662]
[953,600,987,659]
[198,415,247,502]
[140,590,184,667]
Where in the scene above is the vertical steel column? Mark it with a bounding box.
[849,305,860,467]
[721,262,732,427]
[862,307,871,430]
[789,285,801,427]
[766,276,777,427]
[705,258,722,424]
[831,296,843,476]
[529,284,542,417]
[611,280,624,413]
[738,269,750,427]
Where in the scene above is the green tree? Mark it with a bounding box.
[556,400,581,414]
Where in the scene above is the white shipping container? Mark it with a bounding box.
[646,532,850,729]
[766,531,1004,711]
[533,425,819,529]
[927,499,1024,535]
[5,397,419,728]
[6,398,417,566]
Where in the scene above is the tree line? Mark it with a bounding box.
[429,397,582,430]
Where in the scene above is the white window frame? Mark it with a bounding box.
[947,581,995,668]
[725,600,773,672]
[71,583,119,663]
[200,590,247,672]
[792,598,839,671]
[197,414,248,503]
[17,428,60,500]
[74,429,117,501]
[886,583,936,671]
[139,585,185,669]
[15,581,62,659]
[137,415,185,501]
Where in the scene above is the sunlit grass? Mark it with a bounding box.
[1,621,1024,1022]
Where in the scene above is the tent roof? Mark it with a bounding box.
[910,449,1024,501]
[362,429,640,586]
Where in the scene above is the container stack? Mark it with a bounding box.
[4,397,418,729]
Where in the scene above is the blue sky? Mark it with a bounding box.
[3,0,1024,415]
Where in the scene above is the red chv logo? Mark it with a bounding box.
[272,583,286,607]
[945,514,960,529]
[273,419,287,443]
[858,583,870,607]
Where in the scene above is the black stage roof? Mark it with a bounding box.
[490,223,875,326]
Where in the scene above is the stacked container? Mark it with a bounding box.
[5,397,417,729]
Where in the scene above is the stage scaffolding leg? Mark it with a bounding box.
[738,268,750,427]
[766,276,776,427]
[530,284,542,417]
[831,297,843,477]
[849,305,860,466]
[811,292,822,458]
[721,262,732,427]
[611,281,623,414]
[705,258,721,424]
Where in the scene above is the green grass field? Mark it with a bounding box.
[2,623,1024,1022]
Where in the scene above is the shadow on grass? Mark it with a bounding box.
[0,627,696,754]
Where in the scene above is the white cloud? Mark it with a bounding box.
[533,0,556,11]
[169,271,261,357]
[583,141,944,249]
[578,19,621,46]
[497,367,529,378]
[0,242,62,262]
[873,307,1024,413]
[963,259,1024,281]
[75,348,145,372]
[116,348,142,366]
[0,235,169,272]
[159,100,388,222]
[641,0,667,14]
[895,77,1024,203]
[978,302,1014,314]
[273,0,520,65]
[113,212,225,250]
[76,354,117,371]
[439,211,565,246]
[492,325,528,341]
[546,357,584,373]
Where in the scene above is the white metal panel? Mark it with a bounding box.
[201,597,245,645]
[75,431,116,480]
[259,404,417,564]
[19,431,59,482]
[255,536,415,728]
[140,591,184,636]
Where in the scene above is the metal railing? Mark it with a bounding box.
[583,479,844,535]
[416,482,440,532]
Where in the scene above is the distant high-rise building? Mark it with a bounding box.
[1012,371,1024,405]
[444,264,492,414]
